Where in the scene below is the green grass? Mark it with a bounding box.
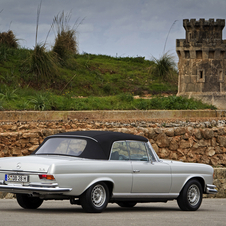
[0,90,216,111]
[1,48,173,96]
[0,46,217,111]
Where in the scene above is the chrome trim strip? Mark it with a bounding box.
[29,182,59,188]
[112,193,179,199]
[0,184,72,194]
[206,184,218,194]
[48,135,98,142]
[0,170,47,174]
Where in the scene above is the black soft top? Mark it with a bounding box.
[44,131,148,160]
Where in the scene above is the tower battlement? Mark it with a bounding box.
[182,18,225,43]
[183,18,225,29]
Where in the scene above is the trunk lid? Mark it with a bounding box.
[0,155,81,173]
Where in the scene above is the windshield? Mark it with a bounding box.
[35,138,87,157]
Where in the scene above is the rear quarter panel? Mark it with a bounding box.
[51,160,133,196]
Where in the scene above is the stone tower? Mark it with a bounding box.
[176,18,226,109]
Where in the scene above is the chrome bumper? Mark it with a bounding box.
[0,180,72,194]
[206,184,218,194]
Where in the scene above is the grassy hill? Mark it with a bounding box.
[0,46,216,110]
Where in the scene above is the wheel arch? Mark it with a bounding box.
[180,176,205,194]
[81,178,114,197]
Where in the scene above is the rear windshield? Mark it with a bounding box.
[35,138,87,157]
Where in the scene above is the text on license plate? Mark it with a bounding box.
[5,174,29,182]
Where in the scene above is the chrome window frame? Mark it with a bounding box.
[126,140,149,162]
[109,140,156,162]
[146,141,160,162]
[109,140,130,160]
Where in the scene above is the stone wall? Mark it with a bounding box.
[0,117,226,197]
[1,119,226,166]
[210,168,226,198]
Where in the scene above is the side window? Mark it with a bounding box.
[127,141,148,161]
[110,141,129,160]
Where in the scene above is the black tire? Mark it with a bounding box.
[177,179,203,211]
[16,194,43,209]
[117,201,137,208]
[80,182,109,213]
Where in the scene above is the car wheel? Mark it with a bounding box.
[16,194,43,209]
[80,182,109,213]
[177,179,203,211]
[117,201,137,208]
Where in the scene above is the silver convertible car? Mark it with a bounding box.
[0,131,217,213]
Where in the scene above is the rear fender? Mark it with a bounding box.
[82,178,114,195]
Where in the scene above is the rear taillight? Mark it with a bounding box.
[39,175,55,180]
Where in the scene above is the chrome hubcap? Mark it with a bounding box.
[91,184,106,207]
[187,184,200,206]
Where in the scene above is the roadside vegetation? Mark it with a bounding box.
[0,15,216,111]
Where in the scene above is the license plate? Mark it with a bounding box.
[5,174,29,182]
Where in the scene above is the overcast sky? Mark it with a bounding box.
[1,0,226,60]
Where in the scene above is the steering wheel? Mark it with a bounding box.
[119,155,128,160]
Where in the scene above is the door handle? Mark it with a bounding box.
[133,170,140,173]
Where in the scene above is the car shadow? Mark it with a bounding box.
[0,204,210,214]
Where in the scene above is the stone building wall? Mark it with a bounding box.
[176,19,226,109]
[0,118,226,197]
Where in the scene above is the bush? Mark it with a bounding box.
[134,96,216,110]
[53,30,77,61]
[28,93,49,111]
[118,93,134,102]
[0,30,18,48]
[0,100,4,110]
[52,11,78,62]
[29,43,58,81]
[0,87,18,101]
[151,52,177,82]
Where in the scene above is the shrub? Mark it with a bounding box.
[29,43,58,81]
[151,52,177,82]
[0,88,18,101]
[118,93,134,102]
[0,30,18,48]
[52,11,78,62]
[133,96,216,110]
[53,30,77,61]
[0,100,4,110]
[28,93,49,111]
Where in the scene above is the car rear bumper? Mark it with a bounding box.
[206,184,218,194]
[0,180,72,194]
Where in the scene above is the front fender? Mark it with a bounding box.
[179,176,205,193]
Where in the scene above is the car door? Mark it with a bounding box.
[128,141,172,193]
[109,141,133,193]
